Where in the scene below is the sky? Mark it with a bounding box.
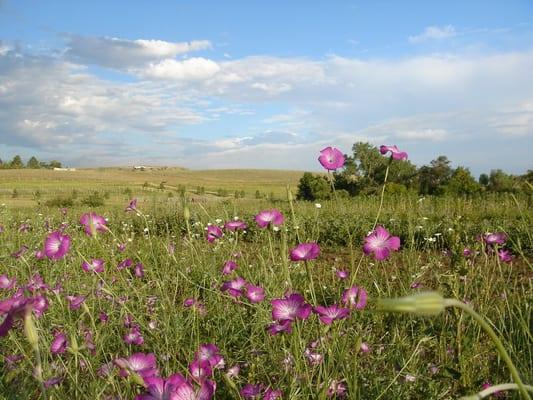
[0,0,532,175]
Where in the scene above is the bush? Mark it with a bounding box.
[80,191,105,207]
[45,196,75,208]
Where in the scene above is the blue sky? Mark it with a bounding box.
[0,1,532,174]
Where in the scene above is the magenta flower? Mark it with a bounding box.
[318,147,345,170]
[125,198,138,212]
[222,260,238,275]
[221,277,247,298]
[240,383,263,399]
[254,209,284,229]
[115,352,159,378]
[195,344,224,369]
[205,225,223,242]
[313,304,350,325]
[264,388,283,400]
[335,269,349,280]
[290,242,320,261]
[134,262,145,278]
[327,379,347,398]
[35,249,45,260]
[81,259,104,273]
[44,231,71,260]
[498,249,513,263]
[79,212,108,236]
[224,219,248,231]
[50,331,68,355]
[117,258,133,270]
[482,232,507,246]
[245,284,265,303]
[0,295,32,337]
[379,145,408,160]
[170,379,215,400]
[267,320,293,336]
[341,286,368,310]
[137,374,187,400]
[66,295,86,310]
[363,226,400,261]
[189,360,212,382]
[11,245,29,259]
[32,294,49,318]
[304,348,323,366]
[124,324,144,346]
[271,293,312,322]
[43,376,64,389]
[0,275,16,290]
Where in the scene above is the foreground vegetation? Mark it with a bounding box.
[0,149,531,399]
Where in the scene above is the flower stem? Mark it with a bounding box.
[459,383,533,400]
[444,299,531,400]
[372,159,391,230]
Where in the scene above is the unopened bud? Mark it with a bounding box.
[23,310,39,351]
[377,292,445,316]
[183,206,190,221]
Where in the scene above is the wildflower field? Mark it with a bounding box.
[0,147,531,399]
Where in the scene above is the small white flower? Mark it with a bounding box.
[143,228,149,233]
[215,218,222,224]
[404,374,416,383]
[273,226,280,232]
[434,233,442,237]
[315,203,322,209]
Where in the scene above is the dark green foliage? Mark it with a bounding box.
[296,172,332,200]
[80,191,105,207]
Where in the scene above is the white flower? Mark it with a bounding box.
[215,218,222,224]
[273,226,280,232]
[315,203,322,209]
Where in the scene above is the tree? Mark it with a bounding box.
[296,172,332,201]
[487,169,516,193]
[418,156,452,195]
[444,167,481,195]
[479,173,489,186]
[27,156,40,169]
[47,160,62,169]
[10,155,24,169]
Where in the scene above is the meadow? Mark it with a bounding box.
[0,157,531,399]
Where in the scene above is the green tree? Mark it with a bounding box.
[10,155,24,169]
[487,169,516,193]
[27,156,40,169]
[479,173,489,186]
[418,156,452,195]
[296,172,332,201]
[444,167,481,195]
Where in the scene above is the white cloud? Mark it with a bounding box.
[141,57,220,81]
[409,25,457,43]
[64,35,211,68]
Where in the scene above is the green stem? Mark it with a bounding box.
[372,159,391,230]
[460,383,533,400]
[445,299,531,400]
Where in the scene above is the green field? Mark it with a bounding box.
[0,169,531,399]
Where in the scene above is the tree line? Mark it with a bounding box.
[0,155,63,169]
[297,142,532,200]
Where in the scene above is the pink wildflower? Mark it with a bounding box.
[290,242,320,261]
[271,293,312,322]
[363,226,400,261]
[341,286,368,310]
[313,304,350,325]
[318,147,345,170]
[254,209,284,229]
[224,219,248,231]
[245,284,265,303]
[79,212,108,236]
[205,225,223,242]
[50,331,68,355]
[44,231,71,260]
[81,259,104,273]
[379,145,408,160]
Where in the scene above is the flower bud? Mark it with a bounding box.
[23,309,39,351]
[377,292,445,316]
[183,206,190,221]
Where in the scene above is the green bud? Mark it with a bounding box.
[23,310,39,351]
[377,292,445,316]
[183,205,190,221]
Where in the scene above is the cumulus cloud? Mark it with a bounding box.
[409,25,457,43]
[141,57,220,81]
[64,35,211,68]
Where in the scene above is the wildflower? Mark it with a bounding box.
[222,260,238,275]
[363,226,400,261]
[43,376,64,388]
[498,249,513,263]
[404,374,416,383]
[0,295,33,336]
[124,324,144,346]
[0,275,16,290]
[341,286,368,310]
[225,365,240,379]
[11,245,29,259]
[221,277,247,298]
[114,352,158,378]
[35,249,45,260]
[315,203,322,209]
[224,219,248,231]
[189,359,212,382]
[240,383,263,399]
[264,388,283,400]
[245,284,265,303]
[99,311,109,323]
[326,379,347,398]
[66,295,86,310]
[313,304,350,325]
[290,242,320,261]
[50,331,68,355]
[318,147,345,170]
[138,373,188,400]
[379,145,408,160]
[79,212,108,236]
[125,198,137,212]
[117,258,133,270]
[267,320,293,336]
[359,342,370,353]
[271,293,312,322]
[255,209,284,228]
[195,344,224,369]
[205,225,223,242]
[81,259,104,273]
[304,348,323,365]
[118,243,127,252]
[134,262,145,278]
[32,295,49,318]
[335,270,348,280]
[482,232,507,246]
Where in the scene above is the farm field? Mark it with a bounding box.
[0,165,531,399]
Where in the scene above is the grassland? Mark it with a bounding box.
[0,168,531,399]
